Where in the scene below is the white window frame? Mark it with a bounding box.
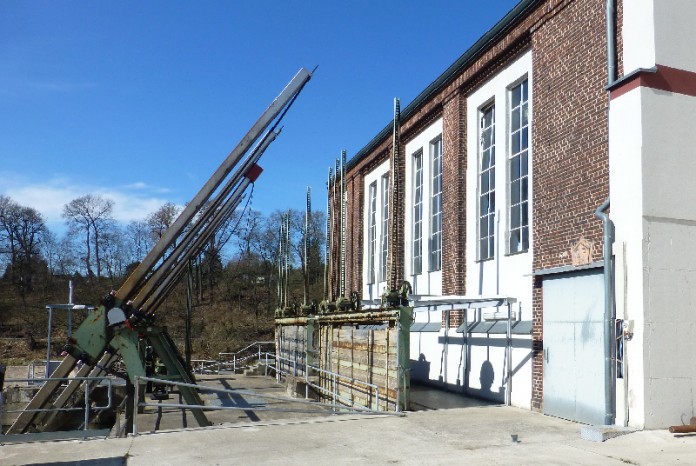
[362,160,391,298]
[367,181,377,285]
[380,172,390,282]
[404,118,443,296]
[478,103,496,261]
[412,149,424,275]
[429,136,443,271]
[465,49,532,301]
[507,78,530,254]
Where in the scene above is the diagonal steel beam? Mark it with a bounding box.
[130,129,277,308]
[116,68,311,302]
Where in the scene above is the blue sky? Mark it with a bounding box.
[0,1,520,234]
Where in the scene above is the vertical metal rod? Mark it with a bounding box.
[285,213,291,309]
[185,260,194,370]
[389,98,401,290]
[277,224,283,309]
[333,160,339,299]
[340,150,347,297]
[396,316,401,413]
[332,371,337,413]
[46,307,52,378]
[133,377,140,437]
[324,168,332,302]
[84,382,90,431]
[506,302,512,407]
[304,186,311,306]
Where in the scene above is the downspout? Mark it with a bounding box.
[606,0,617,86]
[595,198,615,426]
[598,0,617,427]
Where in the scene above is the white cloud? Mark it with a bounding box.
[0,172,179,231]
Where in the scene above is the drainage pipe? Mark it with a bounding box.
[595,197,615,426]
[606,0,617,85]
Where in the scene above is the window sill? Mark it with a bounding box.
[505,249,529,257]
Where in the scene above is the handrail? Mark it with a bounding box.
[4,376,114,434]
[218,341,275,373]
[270,353,381,413]
[132,374,396,436]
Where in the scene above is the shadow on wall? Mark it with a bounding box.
[466,360,506,403]
[410,354,431,382]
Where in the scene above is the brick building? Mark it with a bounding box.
[328,0,696,429]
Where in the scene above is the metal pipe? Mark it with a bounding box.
[46,307,52,378]
[304,186,311,306]
[595,197,615,426]
[340,150,347,296]
[396,313,401,413]
[278,223,283,309]
[506,302,512,406]
[332,160,339,299]
[324,168,332,301]
[133,377,140,436]
[118,68,311,302]
[285,213,290,308]
[144,188,248,311]
[137,129,277,307]
[606,0,617,86]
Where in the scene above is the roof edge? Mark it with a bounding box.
[346,0,544,171]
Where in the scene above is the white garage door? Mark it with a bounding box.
[543,268,606,425]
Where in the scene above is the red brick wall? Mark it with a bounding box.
[333,0,619,411]
[442,90,467,295]
[529,0,613,410]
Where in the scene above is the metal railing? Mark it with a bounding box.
[26,360,62,385]
[269,353,381,413]
[131,374,394,436]
[217,341,275,373]
[190,359,218,374]
[3,376,115,434]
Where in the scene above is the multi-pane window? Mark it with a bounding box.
[509,79,529,253]
[412,150,423,275]
[367,181,377,284]
[429,137,442,271]
[479,104,496,260]
[380,173,390,281]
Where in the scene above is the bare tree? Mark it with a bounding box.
[125,219,152,265]
[147,202,179,242]
[63,194,114,279]
[0,195,48,295]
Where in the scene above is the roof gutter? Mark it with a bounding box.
[347,0,544,171]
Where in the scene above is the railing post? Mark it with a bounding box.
[375,387,379,412]
[293,359,297,377]
[83,379,90,433]
[133,376,140,437]
[233,354,236,373]
[332,372,337,413]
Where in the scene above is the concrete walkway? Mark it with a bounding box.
[2,405,695,465]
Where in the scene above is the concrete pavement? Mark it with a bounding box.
[2,405,695,465]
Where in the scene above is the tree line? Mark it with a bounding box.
[0,193,325,356]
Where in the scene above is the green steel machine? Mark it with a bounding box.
[7,68,313,435]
